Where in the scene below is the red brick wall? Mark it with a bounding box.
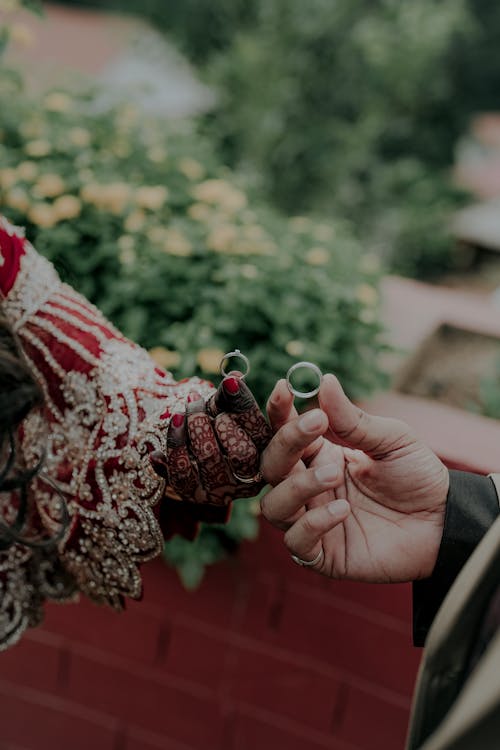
[0,519,417,750]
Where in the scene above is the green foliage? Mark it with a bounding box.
[0,67,387,582]
[201,0,473,278]
[53,0,500,278]
[164,499,259,589]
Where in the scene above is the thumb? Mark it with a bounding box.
[319,374,414,458]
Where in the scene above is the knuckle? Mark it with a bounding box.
[300,514,321,537]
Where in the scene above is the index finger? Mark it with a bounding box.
[261,409,328,485]
[207,374,271,451]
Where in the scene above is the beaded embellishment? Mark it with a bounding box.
[0,217,213,649]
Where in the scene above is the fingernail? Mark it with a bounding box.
[223,377,240,395]
[299,409,324,433]
[172,413,185,428]
[187,391,202,403]
[327,499,350,517]
[315,464,338,485]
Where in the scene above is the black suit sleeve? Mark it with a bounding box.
[412,470,500,647]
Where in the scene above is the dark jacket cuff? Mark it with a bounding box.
[412,470,499,647]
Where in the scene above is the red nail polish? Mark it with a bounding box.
[187,391,202,403]
[172,413,185,428]
[224,377,240,395]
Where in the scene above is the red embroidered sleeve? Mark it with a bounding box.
[0,216,215,649]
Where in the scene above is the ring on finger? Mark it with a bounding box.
[291,546,324,567]
[232,469,263,484]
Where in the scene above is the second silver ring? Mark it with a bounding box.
[286,361,323,399]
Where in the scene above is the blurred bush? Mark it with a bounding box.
[56,0,491,278]
[0,18,387,582]
[200,0,473,278]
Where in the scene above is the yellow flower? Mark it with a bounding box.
[188,202,211,221]
[197,347,225,374]
[162,228,192,257]
[43,92,72,113]
[356,283,379,307]
[285,340,305,357]
[119,247,136,266]
[0,168,18,189]
[104,183,132,214]
[149,347,181,370]
[207,224,237,253]
[178,158,205,181]
[9,23,35,47]
[359,308,376,324]
[135,185,169,211]
[147,146,168,163]
[17,161,38,181]
[118,235,135,252]
[33,173,65,198]
[146,226,168,244]
[25,140,52,158]
[53,195,82,221]
[5,187,29,212]
[192,179,247,213]
[305,247,329,266]
[28,202,57,228]
[124,210,146,233]
[68,127,91,147]
[81,182,132,215]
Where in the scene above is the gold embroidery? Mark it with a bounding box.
[0,217,214,649]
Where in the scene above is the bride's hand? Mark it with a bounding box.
[150,373,272,507]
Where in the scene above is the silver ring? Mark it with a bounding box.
[232,470,263,484]
[286,361,323,399]
[291,546,324,568]
[220,349,250,380]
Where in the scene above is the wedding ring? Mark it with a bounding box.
[291,546,324,568]
[220,349,250,380]
[232,470,263,484]
[286,361,323,399]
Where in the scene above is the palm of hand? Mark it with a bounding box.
[302,434,449,583]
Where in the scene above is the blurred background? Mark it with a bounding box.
[1,1,500,748]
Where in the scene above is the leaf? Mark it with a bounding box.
[178,557,206,590]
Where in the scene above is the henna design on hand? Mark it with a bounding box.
[233,407,272,452]
[167,445,201,502]
[214,413,259,478]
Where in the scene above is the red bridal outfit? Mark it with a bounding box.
[0,216,217,650]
